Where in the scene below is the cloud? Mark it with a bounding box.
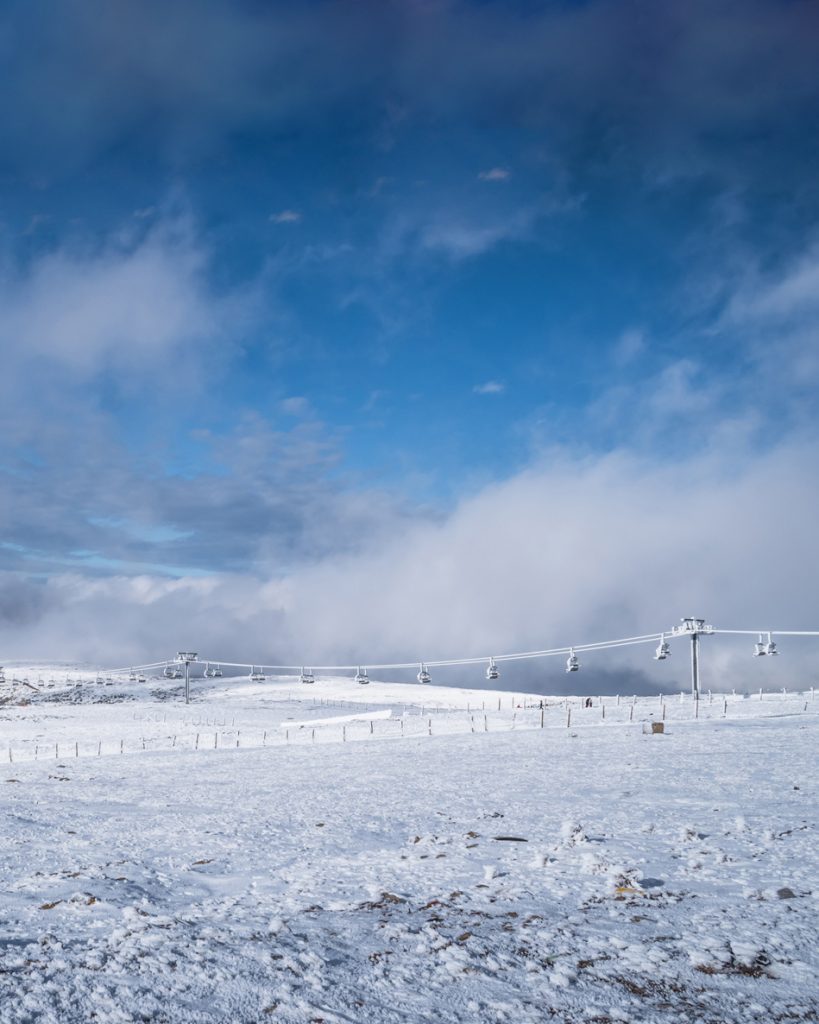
[0,216,235,382]
[473,381,505,395]
[270,210,302,224]
[279,396,310,416]
[3,436,817,691]
[478,168,510,182]
[2,0,816,199]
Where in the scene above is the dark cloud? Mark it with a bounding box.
[1,0,817,195]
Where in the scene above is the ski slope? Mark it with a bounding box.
[0,670,816,1023]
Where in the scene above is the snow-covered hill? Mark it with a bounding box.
[0,671,816,1023]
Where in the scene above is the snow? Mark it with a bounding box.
[0,668,817,1023]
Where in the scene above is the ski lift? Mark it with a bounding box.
[249,665,266,682]
[300,667,315,684]
[765,633,778,656]
[417,663,431,684]
[128,669,137,682]
[163,665,175,678]
[654,636,671,661]
[566,649,580,673]
[355,666,369,685]
[486,657,500,681]
[753,634,767,657]
[137,673,146,683]
[204,662,217,678]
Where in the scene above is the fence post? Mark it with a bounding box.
[214,733,218,749]
[540,708,544,729]
[8,748,11,763]
[662,704,666,721]
[236,732,240,748]
[343,725,346,742]
[120,739,123,754]
[195,733,199,750]
[75,741,79,758]
[312,729,315,743]
[369,720,374,734]
[97,741,101,756]
[629,705,633,722]
[566,708,571,728]
[428,718,432,736]
[601,704,606,720]
[484,715,488,732]
[723,698,728,717]
[471,715,475,733]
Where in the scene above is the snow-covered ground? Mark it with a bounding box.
[0,669,816,1023]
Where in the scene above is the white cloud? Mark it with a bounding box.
[0,217,232,380]
[473,380,505,395]
[279,396,310,416]
[478,167,510,182]
[270,210,302,224]
[4,436,818,691]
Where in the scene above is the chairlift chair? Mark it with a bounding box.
[417,663,431,684]
[486,658,500,681]
[355,666,369,685]
[300,667,315,684]
[654,636,671,661]
[566,649,580,673]
[128,669,137,682]
[213,664,223,677]
[137,673,146,683]
[765,633,778,656]
[249,666,266,682]
[163,665,175,679]
[753,634,767,657]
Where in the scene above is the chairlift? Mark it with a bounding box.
[300,667,315,684]
[213,664,223,677]
[654,636,671,661]
[249,665,266,682]
[566,649,580,673]
[417,663,431,684]
[486,657,500,681]
[753,634,767,657]
[765,632,778,656]
[203,662,217,678]
[137,673,146,683]
[355,666,369,685]
[128,669,137,682]
[163,665,175,679]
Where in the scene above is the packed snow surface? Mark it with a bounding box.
[0,669,816,1023]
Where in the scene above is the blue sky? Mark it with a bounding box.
[1,0,819,675]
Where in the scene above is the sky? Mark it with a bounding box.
[1,0,818,689]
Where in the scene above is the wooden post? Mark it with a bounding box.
[471,715,475,733]
[662,704,666,721]
[566,708,571,728]
[120,739,123,754]
[195,733,199,749]
[428,718,432,736]
[343,725,346,742]
[540,707,544,728]
[484,715,488,732]
[369,720,374,734]
[629,705,633,722]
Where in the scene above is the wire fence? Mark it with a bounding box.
[3,688,816,765]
